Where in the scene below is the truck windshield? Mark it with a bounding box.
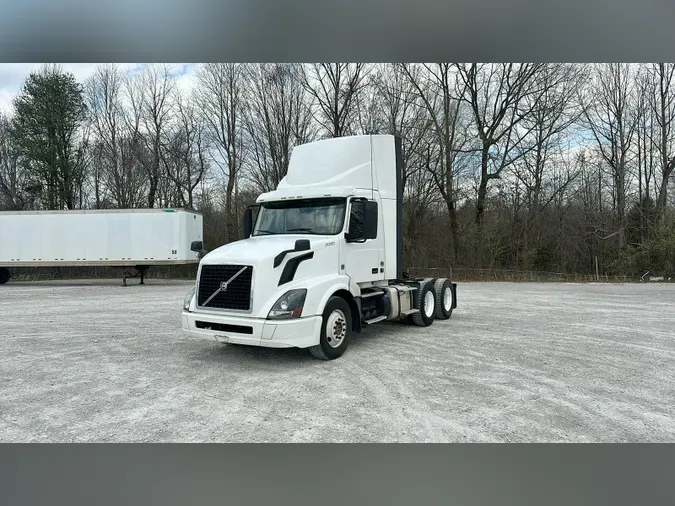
[252,198,347,237]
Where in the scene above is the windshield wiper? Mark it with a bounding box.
[254,229,276,235]
[286,228,317,235]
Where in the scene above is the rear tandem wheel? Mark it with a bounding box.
[408,278,436,327]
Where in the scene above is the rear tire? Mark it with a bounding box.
[433,278,454,320]
[410,278,436,327]
[309,296,352,360]
[0,268,10,285]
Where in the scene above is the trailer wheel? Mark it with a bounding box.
[410,278,435,327]
[433,278,454,320]
[0,268,10,285]
[309,296,352,360]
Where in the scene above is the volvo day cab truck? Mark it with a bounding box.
[181,134,457,360]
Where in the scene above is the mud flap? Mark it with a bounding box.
[451,283,457,309]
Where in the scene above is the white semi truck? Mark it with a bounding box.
[181,134,457,360]
[0,208,203,285]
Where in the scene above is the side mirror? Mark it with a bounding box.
[363,201,378,240]
[243,205,260,238]
[191,240,207,259]
[346,199,378,242]
[243,207,253,238]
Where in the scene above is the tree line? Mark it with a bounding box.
[1,63,674,277]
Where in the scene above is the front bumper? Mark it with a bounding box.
[181,311,322,349]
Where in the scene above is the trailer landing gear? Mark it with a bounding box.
[122,266,150,286]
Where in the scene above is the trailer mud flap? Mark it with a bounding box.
[451,283,457,309]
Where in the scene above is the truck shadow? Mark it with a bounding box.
[191,342,317,367]
[189,321,418,368]
[7,279,192,288]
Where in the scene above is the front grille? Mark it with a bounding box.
[198,264,253,311]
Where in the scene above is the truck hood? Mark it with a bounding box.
[201,235,336,265]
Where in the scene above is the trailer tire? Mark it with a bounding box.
[0,268,10,285]
[410,278,435,327]
[309,296,352,360]
[433,278,454,320]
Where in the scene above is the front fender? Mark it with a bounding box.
[302,275,355,316]
[254,274,353,319]
[309,277,356,317]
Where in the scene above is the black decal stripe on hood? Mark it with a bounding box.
[273,239,311,268]
[274,248,296,268]
[278,251,314,286]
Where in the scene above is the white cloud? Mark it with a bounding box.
[0,63,198,115]
[172,63,198,96]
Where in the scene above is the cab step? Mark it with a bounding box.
[360,290,385,299]
[364,315,388,325]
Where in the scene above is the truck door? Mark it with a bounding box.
[343,197,385,283]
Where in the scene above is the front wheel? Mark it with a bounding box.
[0,268,10,285]
[309,296,352,360]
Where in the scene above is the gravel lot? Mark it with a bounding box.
[1,279,674,442]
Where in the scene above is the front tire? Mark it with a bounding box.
[309,296,352,360]
[433,278,454,320]
[410,278,436,327]
[0,268,10,285]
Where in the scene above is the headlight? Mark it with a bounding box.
[267,289,307,320]
[183,285,196,312]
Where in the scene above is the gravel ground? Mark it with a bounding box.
[1,279,674,442]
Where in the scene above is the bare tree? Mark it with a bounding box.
[300,63,371,138]
[645,63,675,224]
[85,64,148,208]
[196,63,247,242]
[512,63,587,265]
[582,63,639,248]
[353,77,384,136]
[402,154,442,268]
[119,69,153,208]
[372,65,433,193]
[635,70,657,205]
[631,67,660,244]
[135,64,176,208]
[161,91,210,209]
[456,63,547,229]
[399,63,474,263]
[244,63,315,193]
[85,64,120,208]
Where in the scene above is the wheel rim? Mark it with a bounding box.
[424,290,435,317]
[443,286,453,312]
[326,309,347,348]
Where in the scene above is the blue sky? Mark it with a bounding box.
[0,63,197,114]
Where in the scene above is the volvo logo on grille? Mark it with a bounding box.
[202,265,249,307]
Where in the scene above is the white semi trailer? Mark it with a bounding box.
[181,135,457,360]
[0,208,203,285]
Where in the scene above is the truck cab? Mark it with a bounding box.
[181,135,457,360]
